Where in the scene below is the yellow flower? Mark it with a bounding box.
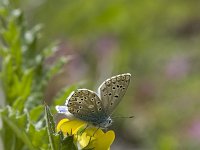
[56,118,115,150]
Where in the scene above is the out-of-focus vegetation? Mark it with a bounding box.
[1,0,200,149]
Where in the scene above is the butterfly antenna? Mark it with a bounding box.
[112,116,134,119]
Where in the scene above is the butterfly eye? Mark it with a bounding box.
[109,93,112,96]
[120,85,123,88]
[108,120,112,124]
[78,101,82,104]
[77,110,80,113]
[98,107,102,111]
[112,87,116,90]
[81,98,84,101]
[92,110,95,113]
[91,98,94,101]
[110,102,113,106]
[79,106,82,109]
[114,95,119,98]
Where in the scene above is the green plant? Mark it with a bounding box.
[0,1,78,149]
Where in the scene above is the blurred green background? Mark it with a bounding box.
[8,0,200,149]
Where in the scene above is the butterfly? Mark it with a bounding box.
[56,73,131,128]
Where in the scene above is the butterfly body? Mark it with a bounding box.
[56,73,131,128]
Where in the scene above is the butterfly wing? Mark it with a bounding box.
[98,73,131,115]
[66,89,108,125]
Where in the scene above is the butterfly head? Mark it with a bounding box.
[98,117,113,128]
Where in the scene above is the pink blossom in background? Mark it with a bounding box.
[187,119,200,140]
[94,36,117,55]
[165,56,190,80]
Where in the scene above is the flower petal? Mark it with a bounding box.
[94,130,115,150]
[56,119,115,150]
[56,119,86,135]
[81,129,115,150]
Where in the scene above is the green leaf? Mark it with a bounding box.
[44,103,56,134]
[23,25,42,59]
[60,135,77,150]
[0,1,71,149]
[1,55,15,104]
[44,103,58,150]
[0,46,8,57]
[42,42,58,59]
[12,69,34,112]
[28,124,48,149]
[29,105,44,123]
[45,56,71,81]
[0,106,37,150]
[18,69,34,100]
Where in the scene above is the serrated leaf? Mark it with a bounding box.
[44,103,58,150]
[12,69,34,113]
[45,56,71,81]
[0,107,37,150]
[19,69,34,99]
[0,46,8,57]
[15,113,28,130]
[1,55,15,104]
[45,104,56,134]
[29,105,44,123]
[0,2,71,150]
[28,124,48,149]
[42,42,58,59]
[60,135,77,150]
[12,97,24,113]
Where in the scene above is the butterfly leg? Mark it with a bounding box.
[104,127,108,132]
[88,126,100,145]
[80,124,89,135]
[76,124,89,140]
[92,126,100,137]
